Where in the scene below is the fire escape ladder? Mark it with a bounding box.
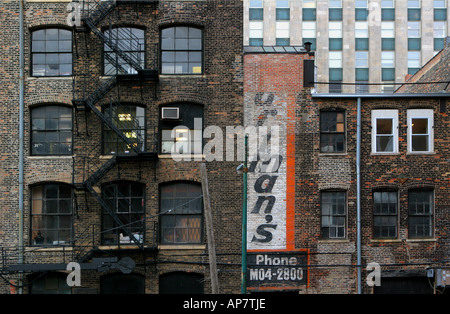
[79,0,118,28]
[71,0,158,254]
[84,155,118,188]
[81,5,144,74]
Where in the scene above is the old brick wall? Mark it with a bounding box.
[243,51,317,292]
[308,96,450,293]
[0,0,244,294]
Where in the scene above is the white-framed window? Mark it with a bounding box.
[407,109,434,153]
[408,51,421,68]
[276,21,290,39]
[355,51,369,68]
[329,51,343,68]
[249,21,264,41]
[372,110,399,153]
[302,21,316,38]
[381,51,395,67]
[408,21,421,38]
[329,22,342,38]
[434,21,447,38]
[355,22,368,38]
[381,22,395,38]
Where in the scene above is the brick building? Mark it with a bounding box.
[243,42,450,293]
[0,0,244,294]
[1,0,449,296]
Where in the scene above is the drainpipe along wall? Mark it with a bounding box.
[356,97,362,294]
[19,0,25,294]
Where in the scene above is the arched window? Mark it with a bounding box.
[101,181,145,245]
[31,28,72,76]
[100,273,145,294]
[161,26,203,74]
[31,105,73,155]
[31,183,73,246]
[159,272,204,294]
[102,104,145,155]
[159,103,203,155]
[104,27,145,75]
[160,182,203,244]
[29,273,71,294]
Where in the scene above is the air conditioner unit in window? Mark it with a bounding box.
[162,107,179,120]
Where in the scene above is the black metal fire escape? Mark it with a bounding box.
[72,0,159,250]
[0,0,161,278]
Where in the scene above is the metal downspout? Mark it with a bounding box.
[356,97,362,294]
[19,0,25,294]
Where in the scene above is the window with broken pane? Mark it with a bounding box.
[320,110,345,153]
[321,191,346,239]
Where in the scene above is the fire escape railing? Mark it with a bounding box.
[72,0,159,252]
[0,221,158,273]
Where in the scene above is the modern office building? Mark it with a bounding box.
[244,0,450,93]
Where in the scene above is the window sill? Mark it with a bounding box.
[370,239,402,243]
[98,244,147,250]
[317,239,350,243]
[159,74,205,79]
[318,153,348,156]
[158,244,206,250]
[28,155,73,159]
[27,0,72,2]
[26,246,73,252]
[406,152,436,156]
[370,152,400,156]
[27,76,73,80]
[405,238,437,243]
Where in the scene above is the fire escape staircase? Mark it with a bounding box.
[72,0,159,251]
[0,0,161,276]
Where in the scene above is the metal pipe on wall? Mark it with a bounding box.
[356,97,362,294]
[19,0,25,294]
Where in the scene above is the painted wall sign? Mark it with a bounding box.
[247,252,308,288]
[246,92,287,250]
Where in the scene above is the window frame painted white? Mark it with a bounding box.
[407,109,434,153]
[371,110,399,154]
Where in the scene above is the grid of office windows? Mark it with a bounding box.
[276,0,290,46]
[302,0,316,50]
[249,0,264,46]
